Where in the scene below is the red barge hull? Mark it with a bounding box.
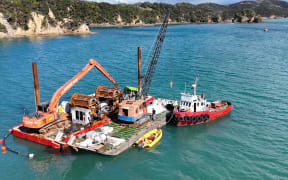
[12,118,110,149]
[174,101,233,126]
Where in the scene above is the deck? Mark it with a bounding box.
[71,111,169,155]
[12,111,170,156]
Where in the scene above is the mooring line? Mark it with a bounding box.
[1,131,34,159]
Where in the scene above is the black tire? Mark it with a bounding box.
[196,116,201,122]
[189,116,193,123]
[184,116,190,122]
[205,114,210,121]
[201,114,206,121]
[192,116,197,123]
[178,116,184,122]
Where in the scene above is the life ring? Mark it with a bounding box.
[192,116,197,123]
[184,116,190,122]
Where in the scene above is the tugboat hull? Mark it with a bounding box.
[174,101,233,126]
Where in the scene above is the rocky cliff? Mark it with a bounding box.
[0,8,92,38]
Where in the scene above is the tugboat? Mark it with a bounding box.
[173,77,233,126]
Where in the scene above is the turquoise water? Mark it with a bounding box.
[1,19,288,179]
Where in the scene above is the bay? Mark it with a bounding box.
[0,19,288,179]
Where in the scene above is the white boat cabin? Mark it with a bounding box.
[179,93,208,112]
[179,78,210,112]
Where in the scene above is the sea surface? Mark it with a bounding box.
[1,19,288,180]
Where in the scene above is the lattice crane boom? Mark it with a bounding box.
[140,11,170,98]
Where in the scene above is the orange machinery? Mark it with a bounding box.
[22,59,118,130]
[70,85,122,119]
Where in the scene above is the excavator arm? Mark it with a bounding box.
[48,59,117,113]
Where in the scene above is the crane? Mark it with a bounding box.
[139,10,170,99]
[22,59,118,131]
[118,11,170,126]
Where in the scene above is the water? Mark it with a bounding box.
[1,19,288,179]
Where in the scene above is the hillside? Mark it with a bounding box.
[0,0,288,38]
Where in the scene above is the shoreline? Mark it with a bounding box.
[0,31,98,39]
[0,16,286,39]
[89,17,287,28]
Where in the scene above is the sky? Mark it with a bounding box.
[87,0,253,5]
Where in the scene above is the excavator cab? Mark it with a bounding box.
[37,101,50,112]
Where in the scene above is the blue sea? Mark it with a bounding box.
[1,18,288,179]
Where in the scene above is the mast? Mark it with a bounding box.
[137,47,141,98]
[192,77,198,96]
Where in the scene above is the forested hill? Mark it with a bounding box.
[0,0,288,36]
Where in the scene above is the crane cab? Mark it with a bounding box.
[123,86,138,100]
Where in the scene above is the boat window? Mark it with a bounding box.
[76,110,79,120]
[201,102,203,106]
[123,109,128,116]
[189,103,191,107]
[80,111,83,121]
[197,103,199,107]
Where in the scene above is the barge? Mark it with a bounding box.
[11,101,173,155]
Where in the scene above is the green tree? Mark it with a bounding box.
[211,14,220,22]
[243,9,256,19]
[0,23,7,33]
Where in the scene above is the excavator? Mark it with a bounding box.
[22,59,118,134]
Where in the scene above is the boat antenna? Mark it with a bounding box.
[184,81,187,93]
[192,77,198,96]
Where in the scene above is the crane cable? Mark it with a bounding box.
[169,28,173,89]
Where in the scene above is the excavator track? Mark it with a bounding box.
[39,118,71,136]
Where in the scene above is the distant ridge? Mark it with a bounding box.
[0,0,287,38]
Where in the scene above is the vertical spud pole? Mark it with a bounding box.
[137,46,141,98]
[32,62,40,111]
